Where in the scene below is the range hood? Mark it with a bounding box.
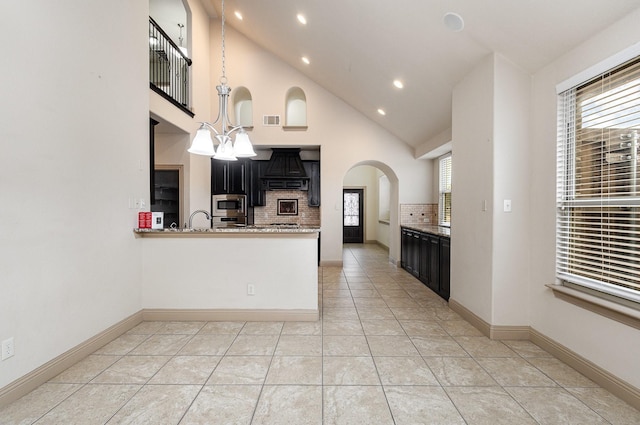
[261,148,310,191]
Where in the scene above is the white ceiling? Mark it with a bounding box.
[182,0,640,150]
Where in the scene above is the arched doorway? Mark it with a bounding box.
[342,161,400,264]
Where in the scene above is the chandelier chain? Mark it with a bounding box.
[220,0,227,84]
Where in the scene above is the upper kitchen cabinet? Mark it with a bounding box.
[283,87,307,130]
[303,160,320,207]
[232,86,253,128]
[249,160,268,207]
[211,159,248,195]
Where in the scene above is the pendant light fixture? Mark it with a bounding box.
[188,0,255,160]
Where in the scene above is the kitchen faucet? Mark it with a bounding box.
[188,210,211,229]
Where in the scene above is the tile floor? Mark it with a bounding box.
[2,244,640,424]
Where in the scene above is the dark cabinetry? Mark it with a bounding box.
[249,160,268,207]
[211,159,248,195]
[303,161,321,207]
[401,226,450,300]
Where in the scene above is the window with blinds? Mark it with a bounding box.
[439,154,452,226]
[557,56,640,303]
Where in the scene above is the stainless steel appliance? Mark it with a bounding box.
[212,194,247,227]
[212,194,246,217]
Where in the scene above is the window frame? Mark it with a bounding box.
[438,153,452,227]
[556,55,640,306]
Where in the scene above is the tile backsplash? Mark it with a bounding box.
[400,204,438,225]
[253,190,320,226]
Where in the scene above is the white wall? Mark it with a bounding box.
[450,54,495,322]
[0,0,148,388]
[529,9,640,388]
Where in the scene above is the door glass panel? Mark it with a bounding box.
[344,192,359,226]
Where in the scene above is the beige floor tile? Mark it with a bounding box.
[434,307,463,321]
[125,321,163,335]
[376,289,410,297]
[178,334,236,355]
[503,340,553,358]
[93,334,149,355]
[506,387,608,424]
[129,334,192,355]
[353,297,388,308]
[106,384,200,424]
[265,356,322,384]
[92,355,171,384]
[156,321,206,334]
[0,383,82,425]
[148,355,221,384]
[181,385,261,425]
[567,387,640,425]
[356,307,395,320]
[361,319,405,335]
[198,321,245,334]
[323,335,371,356]
[374,356,439,385]
[445,386,537,424]
[323,289,352,298]
[366,335,420,356]
[399,320,448,336]
[390,307,436,320]
[324,386,394,425]
[477,357,557,387]
[439,319,485,336]
[36,384,140,425]
[323,356,380,385]
[253,385,322,425]
[425,357,498,386]
[207,355,271,384]
[281,321,322,335]
[528,357,598,387]
[322,319,364,335]
[411,336,469,357]
[275,335,322,355]
[48,354,120,383]
[384,386,465,425]
[320,307,359,320]
[350,289,380,298]
[240,321,283,335]
[383,297,420,308]
[226,334,279,355]
[454,336,519,357]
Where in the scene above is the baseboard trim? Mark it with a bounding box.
[141,308,319,322]
[530,328,640,410]
[449,298,640,410]
[320,260,343,267]
[0,311,143,408]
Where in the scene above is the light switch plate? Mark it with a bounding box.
[503,199,512,212]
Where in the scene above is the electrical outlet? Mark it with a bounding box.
[2,337,14,360]
[247,284,255,295]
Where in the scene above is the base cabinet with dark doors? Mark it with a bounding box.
[401,226,450,300]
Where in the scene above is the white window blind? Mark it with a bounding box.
[439,154,452,226]
[557,56,640,303]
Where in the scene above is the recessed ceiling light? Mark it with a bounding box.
[234,11,243,20]
[297,14,307,25]
[443,12,464,32]
[301,56,310,65]
[393,80,404,89]
[377,108,386,116]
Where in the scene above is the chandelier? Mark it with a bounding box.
[188,0,255,160]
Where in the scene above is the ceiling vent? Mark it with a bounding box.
[263,115,281,126]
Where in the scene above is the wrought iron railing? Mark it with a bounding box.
[149,17,193,115]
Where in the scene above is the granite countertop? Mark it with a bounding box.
[401,224,451,237]
[134,225,320,235]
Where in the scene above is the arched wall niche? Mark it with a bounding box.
[232,86,253,127]
[285,87,307,127]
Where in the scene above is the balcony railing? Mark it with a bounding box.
[149,17,193,116]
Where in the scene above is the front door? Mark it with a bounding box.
[343,188,364,243]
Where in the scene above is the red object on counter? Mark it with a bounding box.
[138,212,153,228]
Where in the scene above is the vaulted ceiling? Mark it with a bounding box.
[185,0,640,151]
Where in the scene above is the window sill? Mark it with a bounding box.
[546,283,640,330]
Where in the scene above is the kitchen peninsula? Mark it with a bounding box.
[135,225,320,321]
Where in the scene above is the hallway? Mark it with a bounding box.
[1,243,639,424]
